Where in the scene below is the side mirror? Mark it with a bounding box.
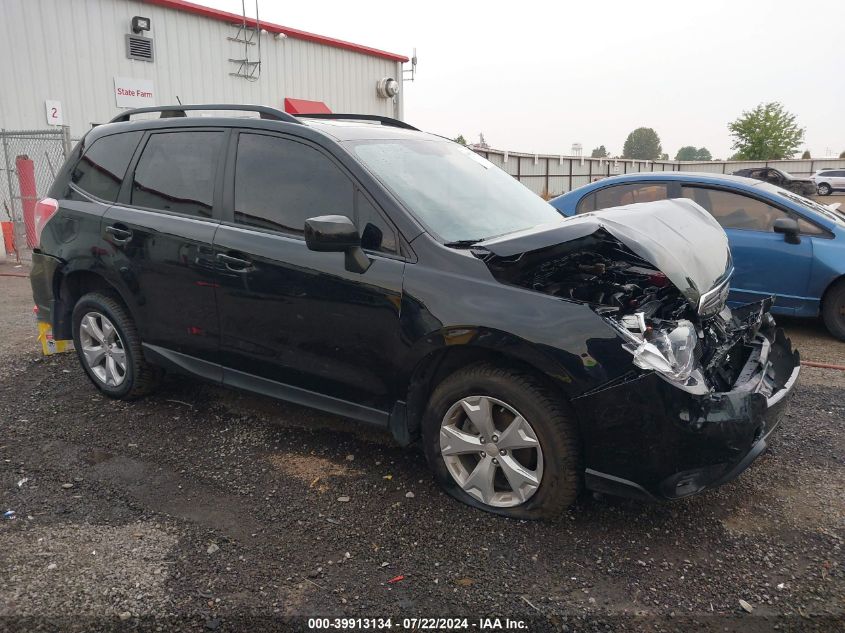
[304,215,371,273]
[773,217,801,244]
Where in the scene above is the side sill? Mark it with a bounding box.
[142,343,223,383]
[142,343,391,428]
[224,366,390,428]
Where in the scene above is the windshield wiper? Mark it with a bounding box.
[444,239,482,248]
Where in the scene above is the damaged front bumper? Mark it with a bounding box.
[573,309,801,501]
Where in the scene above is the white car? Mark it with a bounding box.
[812,169,845,195]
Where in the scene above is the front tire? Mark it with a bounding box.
[422,363,581,519]
[817,183,832,196]
[71,292,161,399]
[822,280,845,341]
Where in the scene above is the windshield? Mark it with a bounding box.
[775,168,795,179]
[350,138,563,243]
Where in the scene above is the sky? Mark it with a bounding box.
[200,0,845,159]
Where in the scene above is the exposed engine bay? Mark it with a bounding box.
[477,229,770,393]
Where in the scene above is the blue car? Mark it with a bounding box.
[551,172,845,339]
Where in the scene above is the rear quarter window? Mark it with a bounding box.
[70,132,143,202]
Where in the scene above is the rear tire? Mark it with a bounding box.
[817,183,832,196]
[822,280,845,341]
[422,362,581,519]
[72,292,161,399]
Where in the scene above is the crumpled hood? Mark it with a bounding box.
[476,198,732,307]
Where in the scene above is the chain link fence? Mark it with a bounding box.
[1,128,73,262]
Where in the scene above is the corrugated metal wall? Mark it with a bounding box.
[0,0,403,138]
[475,149,845,197]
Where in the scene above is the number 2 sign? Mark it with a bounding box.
[44,100,64,126]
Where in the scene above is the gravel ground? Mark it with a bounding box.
[812,194,845,207]
[1,266,843,632]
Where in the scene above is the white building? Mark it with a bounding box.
[0,0,409,138]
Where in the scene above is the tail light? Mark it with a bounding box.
[34,198,58,246]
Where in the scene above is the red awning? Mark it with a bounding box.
[283,98,332,115]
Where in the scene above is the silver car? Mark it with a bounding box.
[812,169,845,195]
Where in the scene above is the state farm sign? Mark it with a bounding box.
[113,76,155,108]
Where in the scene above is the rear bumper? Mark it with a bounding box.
[575,322,800,501]
[30,250,62,325]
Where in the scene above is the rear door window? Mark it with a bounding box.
[70,132,143,202]
[577,182,669,213]
[130,131,224,218]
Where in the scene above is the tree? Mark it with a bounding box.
[728,102,805,160]
[801,150,811,159]
[622,128,662,160]
[453,134,467,146]
[675,146,697,161]
[841,150,845,159]
[674,146,712,161]
[591,145,608,158]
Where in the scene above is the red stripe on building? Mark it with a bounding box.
[141,0,409,62]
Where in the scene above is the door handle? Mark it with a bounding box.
[105,225,133,244]
[217,252,254,272]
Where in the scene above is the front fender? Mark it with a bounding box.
[399,266,636,401]
[808,233,845,305]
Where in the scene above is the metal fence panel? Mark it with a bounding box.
[0,128,71,261]
[474,148,845,197]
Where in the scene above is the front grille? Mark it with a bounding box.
[693,337,703,364]
[698,278,730,318]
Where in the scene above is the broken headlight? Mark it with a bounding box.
[615,314,698,382]
[629,320,697,382]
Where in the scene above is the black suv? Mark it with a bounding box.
[31,105,800,518]
[732,167,816,197]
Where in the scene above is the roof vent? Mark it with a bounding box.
[126,34,154,62]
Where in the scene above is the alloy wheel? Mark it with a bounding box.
[79,311,127,387]
[439,395,543,507]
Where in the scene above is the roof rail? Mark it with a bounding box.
[108,104,302,124]
[295,113,419,131]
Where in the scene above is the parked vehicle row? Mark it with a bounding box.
[730,165,845,196]
[731,167,816,197]
[30,106,800,518]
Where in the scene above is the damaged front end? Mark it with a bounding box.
[474,199,801,499]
